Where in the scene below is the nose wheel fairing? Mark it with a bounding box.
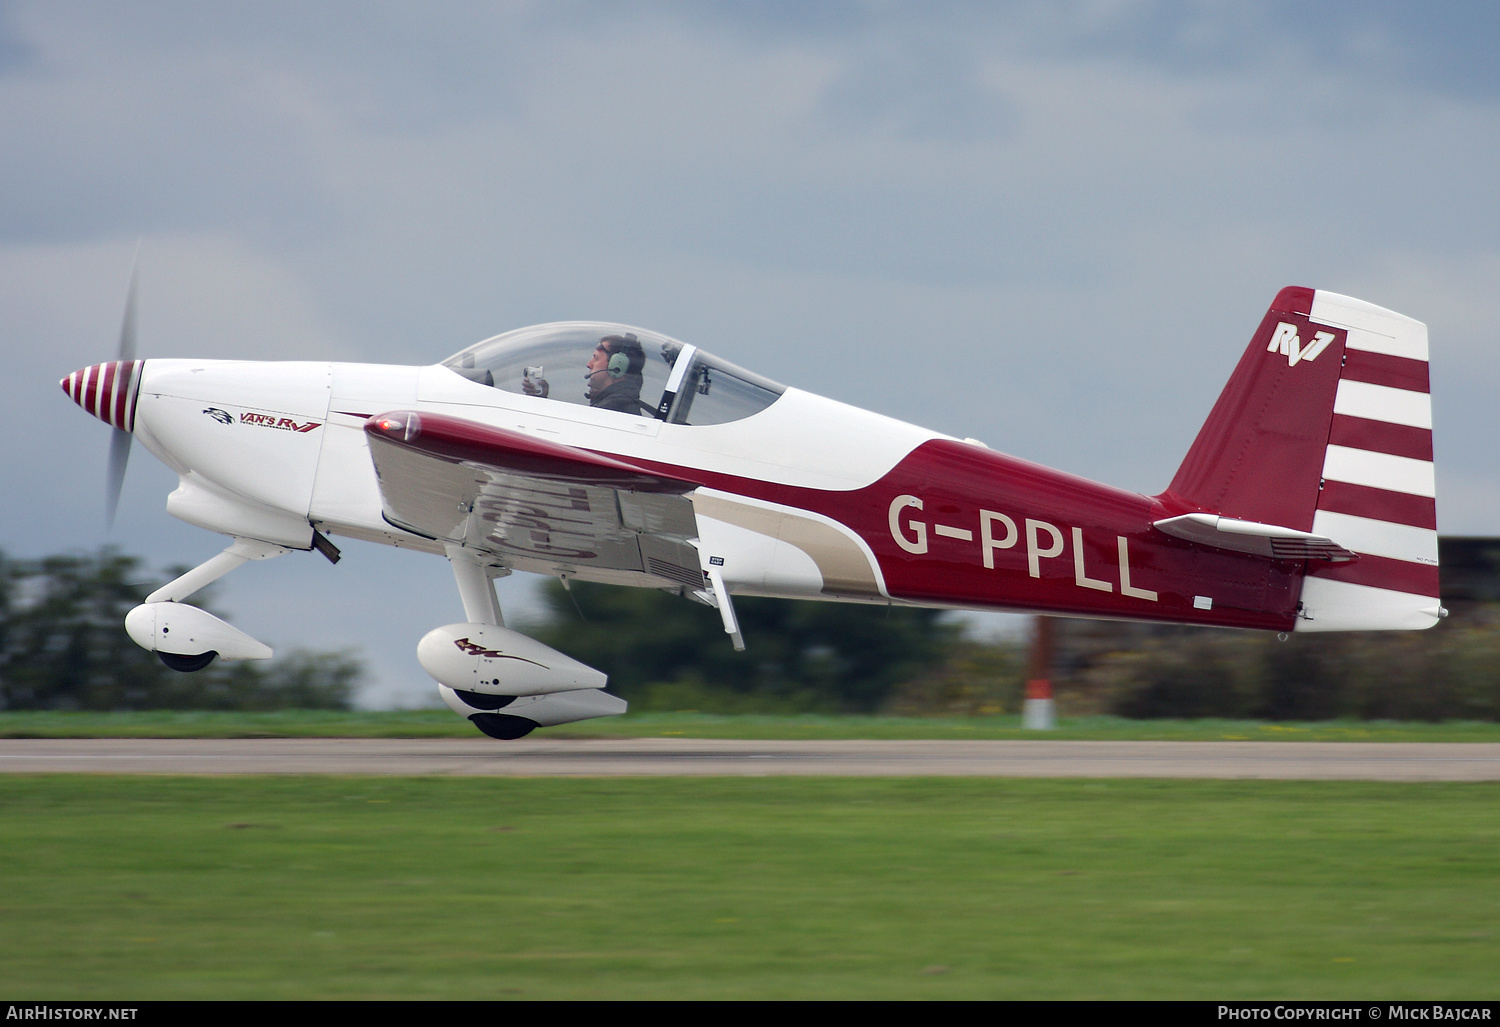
[438,683,626,735]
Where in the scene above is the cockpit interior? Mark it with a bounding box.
[443,322,785,426]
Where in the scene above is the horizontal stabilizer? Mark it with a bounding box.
[1153,513,1357,562]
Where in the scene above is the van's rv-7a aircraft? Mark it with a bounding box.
[63,286,1441,738]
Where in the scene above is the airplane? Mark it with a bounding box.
[62,284,1441,738]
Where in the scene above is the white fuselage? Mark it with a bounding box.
[131,358,943,599]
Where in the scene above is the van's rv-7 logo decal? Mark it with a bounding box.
[1267,321,1337,367]
[453,637,548,668]
[240,411,322,433]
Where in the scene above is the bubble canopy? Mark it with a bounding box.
[442,322,786,426]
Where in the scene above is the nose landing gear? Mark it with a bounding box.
[125,537,289,671]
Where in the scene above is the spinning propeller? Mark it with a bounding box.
[60,254,144,530]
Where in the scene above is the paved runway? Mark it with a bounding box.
[2,738,1499,780]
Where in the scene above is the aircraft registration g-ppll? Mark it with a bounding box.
[63,285,1440,738]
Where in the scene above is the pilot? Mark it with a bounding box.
[584,333,647,413]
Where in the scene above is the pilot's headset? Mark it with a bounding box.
[603,333,641,378]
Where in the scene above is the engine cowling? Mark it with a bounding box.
[417,623,607,695]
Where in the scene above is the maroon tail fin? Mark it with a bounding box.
[1160,286,1346,531]
[1160,287,1440,631]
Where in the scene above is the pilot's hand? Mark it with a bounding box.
[522,377,550,398]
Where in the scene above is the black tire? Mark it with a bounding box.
[157,650,217,673]
[469,713,539,740]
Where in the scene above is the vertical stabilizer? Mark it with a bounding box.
[1160,287,1439,631]
[1162,286,1344,531]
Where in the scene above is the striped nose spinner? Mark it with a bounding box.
[61,360,142,433]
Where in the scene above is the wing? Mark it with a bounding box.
[364,411,707,589]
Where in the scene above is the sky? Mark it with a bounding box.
[4,1,1498,706]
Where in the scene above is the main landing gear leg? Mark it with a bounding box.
[442,545,537,739]
[445,544,508,626]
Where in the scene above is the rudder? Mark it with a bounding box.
[1298,291,1439,630]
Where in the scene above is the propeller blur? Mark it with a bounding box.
[105,254,139,529]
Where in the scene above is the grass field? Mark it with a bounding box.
[1,775,1496,999]
[5,709,1500,741]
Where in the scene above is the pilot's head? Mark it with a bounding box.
[587,333,646,389]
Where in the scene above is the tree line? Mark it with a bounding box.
[1074,616,1500,722]
[528,579,1500,721]
[0,549,358,711]
[525,578,973,713]
[7,546,1500,721]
